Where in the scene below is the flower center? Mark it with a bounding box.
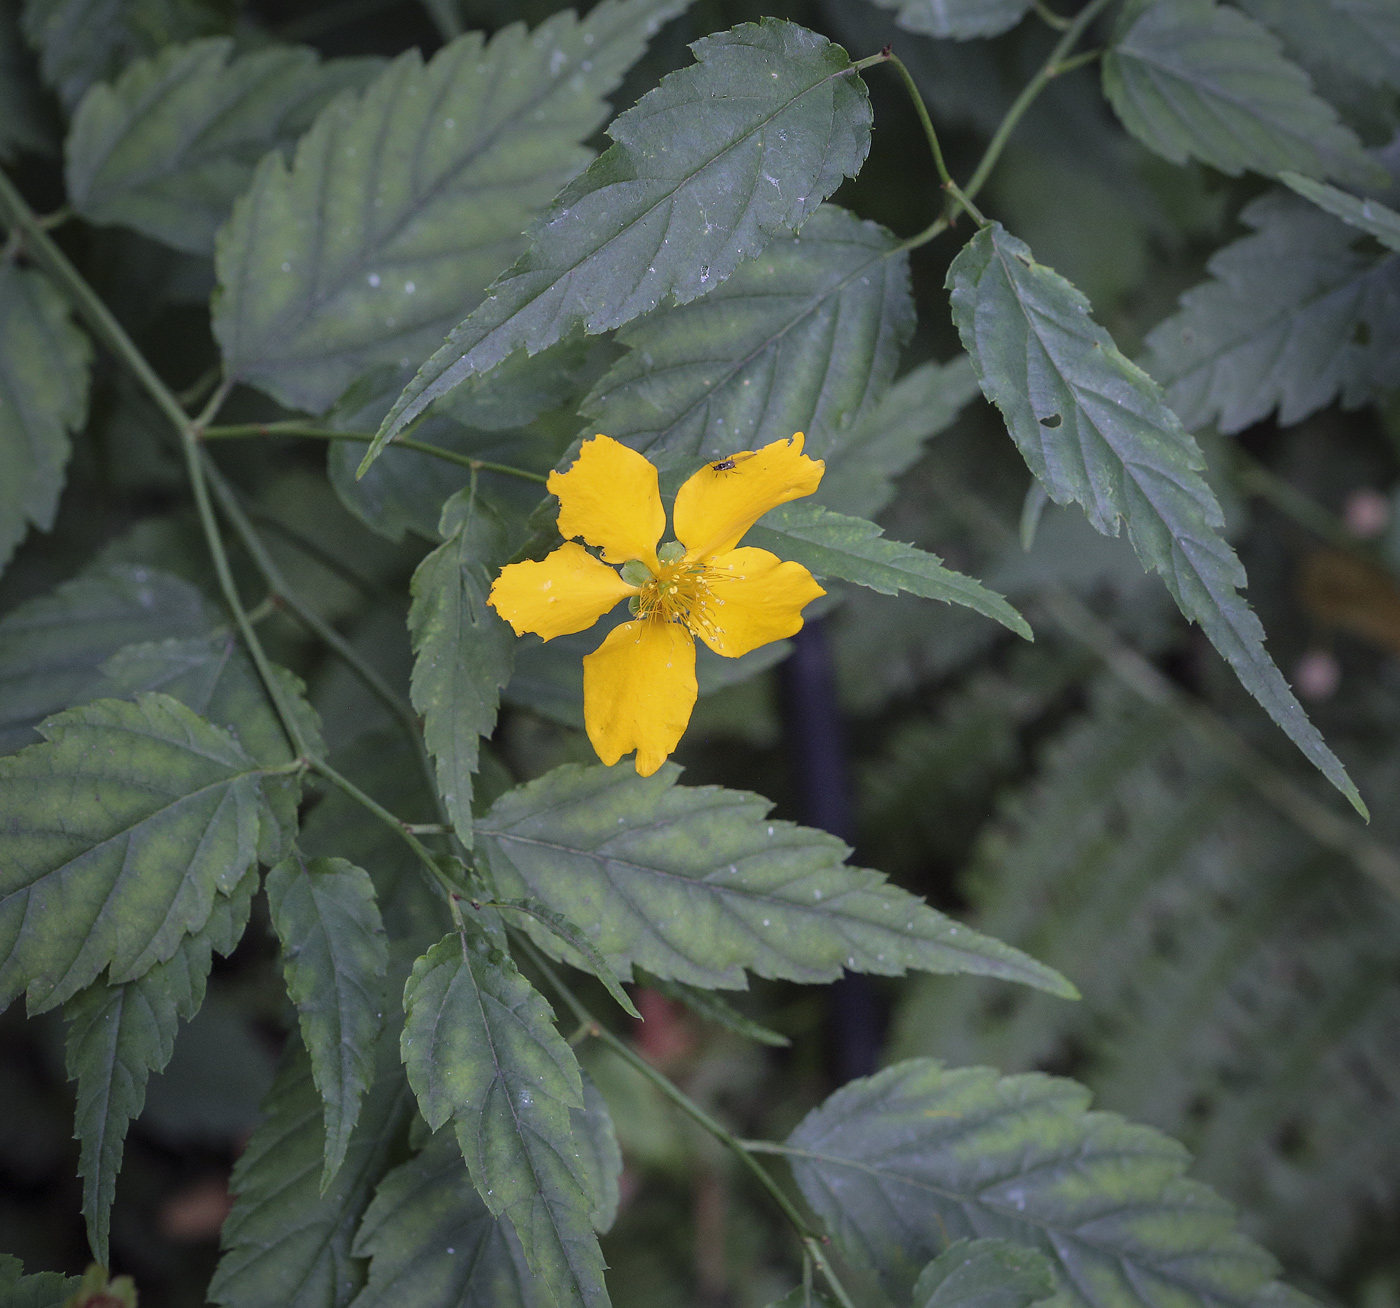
[627,550,725,644]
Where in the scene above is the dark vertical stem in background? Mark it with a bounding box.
[780,621,883,1083]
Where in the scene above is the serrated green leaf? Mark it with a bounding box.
[580,205,911,474]
[370,18,874,458]
[1279,171,1400,252]
[213,0,685,415]
[947,221,1363,816]
[1102,0,1382,187]
[818,355,982,518]
[211,1028,415,1308]
[267,854,388,1190]
[0,1254,79,1308]
[1237,0,1400,92]
[21,0,232,108]
[575,1071,622,1234]
[0,563,211,755]
[746,501,1030,639]
[0,692,276,1011]
[1144,190,1400,433]
[93,631,325,864]
[347,1129,545,1308]
[0,6,55,163]
[868,0,1032,40]
[0,263,92,577]
[401,929,608,1308]
[785,1058,1286,1307]
[476,761,1074,995]
[645,975,790,1047]
[66,37,381,255]
[913,1240,1057,1308]
[484,898,641,1020]
[63,866,255,1265]
[409,492,516,841]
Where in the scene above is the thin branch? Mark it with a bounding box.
[307,757,465,914]
[518,939,846,1277]
[1032,0,1073,30]
[199,422,549,483]
[961,0,1118,207]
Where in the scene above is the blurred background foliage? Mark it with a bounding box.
[1,0,1398,1305]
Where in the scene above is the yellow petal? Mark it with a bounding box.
[691,548,825,657]
[549,435,665,567]
[488,542,636,640]
[583,619,697,777]
[673,433,825,561]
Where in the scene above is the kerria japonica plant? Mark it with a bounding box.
[0,0,1394,1305]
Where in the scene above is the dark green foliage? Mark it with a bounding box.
[1146,189,1400,433]
[0,264,91,575]
[210,1029,415,1308]
[786,1058,1286,1308]
[0,563,211,753]
[408,491,516,840]
[912,1239,1056,1308]
[66,38,383,254]
[347,1129,544,1308]
[401,927,607,1308]
[21,0,234,109]
[214,0,685,415]
[267,854,388,1188]
[747,501,1030,637]
[0,694,275,1011]
[372,18,875,452]
[0,0,1396,1301]
[475,761,1074,994]
[890,686,1400,1276]
[581,204,912,472]
[63,868,254,1266]
[948,221,1362,812]
[1101,0,1380,185]
[868,0,1033,40]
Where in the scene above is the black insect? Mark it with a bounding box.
[711,458,738,472]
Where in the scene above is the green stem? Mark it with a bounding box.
[1032,0,1073,29]
[0,171,315,761]
[804,1239,859,1308]
[961,0,1119,207]
[200,460,447,812]
[888,54,954,190]
[199,422,549,483]
[851,49,894,73]
[0,167,465,903]
[307,756,463,904]
[0,170,192,435]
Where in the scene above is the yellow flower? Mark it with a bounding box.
[489,433,826,776]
